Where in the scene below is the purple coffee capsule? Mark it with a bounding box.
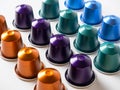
[46,34,73,64]
[13,4,34,29]
[65,54,95,88]
[28,18,52,46]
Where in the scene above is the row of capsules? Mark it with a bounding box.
[0,0,120,90]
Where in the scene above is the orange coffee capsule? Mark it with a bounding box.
[1,30,24,60]
[34,68,65,90]
[15,47,44,81]
[0,15,8,40]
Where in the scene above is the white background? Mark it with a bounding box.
[0,0,120,90]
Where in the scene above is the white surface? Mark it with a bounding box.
[0,0,120,90]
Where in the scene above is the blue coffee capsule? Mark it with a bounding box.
[80,0,102,25]
[64,0,84,10]
[98,15,120,41]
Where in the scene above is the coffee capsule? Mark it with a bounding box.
[39,0,59,19]
[15,47,44,81]
[46,34,73,64]
[1,30,24,61]
[64,0,84,10]
[94,42,120,73]
[0,15,8,40]
[74,24,100,53]
[13,4,34,29]
[56,9,79,35]
[98,15,120,41]
[80,1,102,25]
[34,68,65,90]
[65,54,95,88]
[28,18,52,47]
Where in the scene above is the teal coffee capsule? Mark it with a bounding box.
[56,9,79,35]
[39,0,59,19]
[74,24,100,53]
[94,42,120,73]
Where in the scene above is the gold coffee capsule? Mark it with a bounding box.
[1,30,24,60]
[15,47,44,81]
[34,68,65,90]
[0,15,8,40]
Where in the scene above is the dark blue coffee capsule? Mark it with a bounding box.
[28,18,52,46]
[13,4,34,29]
[46,34,73,64]
[80,1,102,25]
[64,0,84,10]
[98,15,120,41]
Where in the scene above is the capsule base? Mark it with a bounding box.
[28,35,49,47]
[46,50,73,64]
[0,44,25,61]
[34,83,66,90]
[0,45,26,62]
[0,52,17,62]
[73,39,100,53]
[94,57,120,74]
[39,10,59,20]
[65,69,95,88]
[98,29,120,41]
[14,62,44,81]
[12,20,31,30]
[56,24,79,36]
